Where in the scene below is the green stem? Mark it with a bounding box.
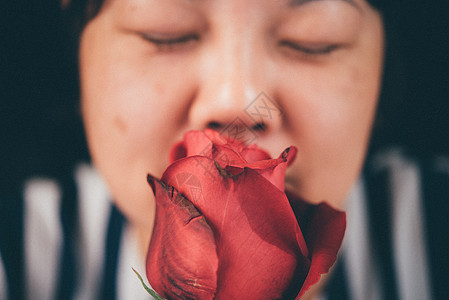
[132,268,167,300]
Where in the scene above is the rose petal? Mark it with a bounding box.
[203,129,247,152]
[169,140,187,163]
[211,144,247,167]
[147,175,219,300]
[226,147,298,192]
[287,191,346,299]
[241,144,272,162]
[161,157,310,299]
[172,130,296,192]
[169,131,212,163]
[152,130,345,300]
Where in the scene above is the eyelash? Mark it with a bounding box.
[141,33,200,52]
[279,40,339,55]
[141,33,339,56]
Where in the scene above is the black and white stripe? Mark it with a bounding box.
[325,148,449,299]
[0,251,6,300]
[0,164,152,300]
[0,189,25,300]
[1,150,448,299]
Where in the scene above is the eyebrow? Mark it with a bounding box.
[288,0,360,10]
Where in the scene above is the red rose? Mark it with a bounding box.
[146,130,346,299]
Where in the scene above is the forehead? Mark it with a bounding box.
[107,0,363,9]
[180,0,357,4]
[102,0,365,19]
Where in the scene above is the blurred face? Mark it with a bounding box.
[80,0,384,231]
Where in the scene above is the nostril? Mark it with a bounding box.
[252,123,266,132]
[206,120,267,133]
[207,121,222,130]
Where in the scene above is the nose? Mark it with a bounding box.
[187,36,282,141]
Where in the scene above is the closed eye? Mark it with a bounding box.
[279,40,340,55]
[141,33,200,52]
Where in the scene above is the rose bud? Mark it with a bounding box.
[146,130,346,299]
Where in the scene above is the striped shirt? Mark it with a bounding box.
[1,148,448,299]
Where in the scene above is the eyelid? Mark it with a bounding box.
[139,32,199,54]
[279,40,340,55]
[141,33,200,45]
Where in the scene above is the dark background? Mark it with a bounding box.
[1,0,449,193]
[1,1,88,193]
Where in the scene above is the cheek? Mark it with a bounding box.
[80,27,196,175]
[79,20,197,228]
[279,60,380,207]
[284,63,378,148]
[81,67,164,170]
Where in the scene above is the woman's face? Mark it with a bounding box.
[80,0,384,230]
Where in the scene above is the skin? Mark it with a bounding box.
[79,0,384,295]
